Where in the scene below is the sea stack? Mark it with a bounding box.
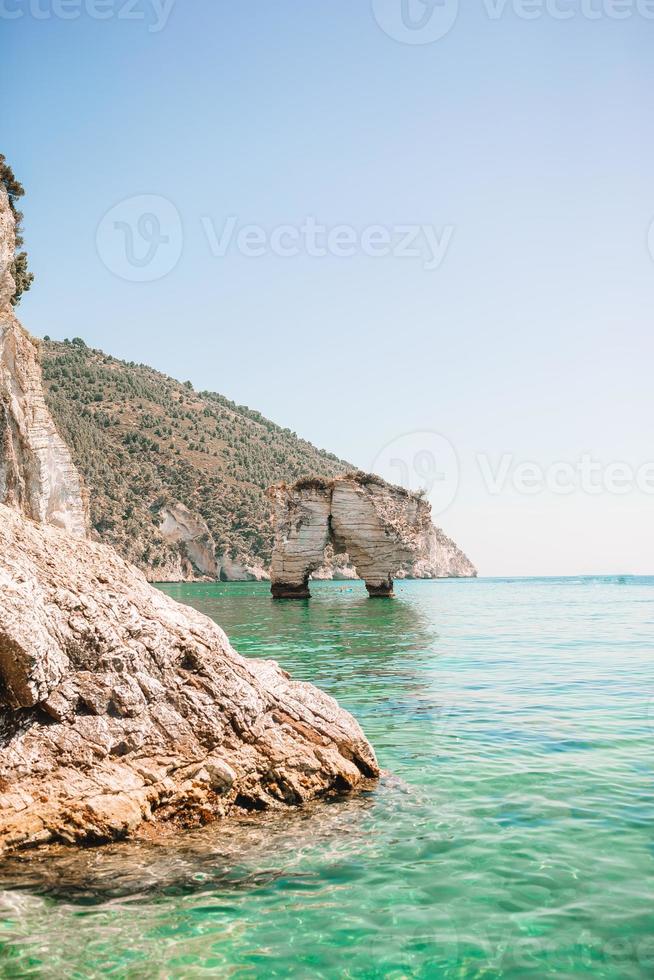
[268,472,476,599]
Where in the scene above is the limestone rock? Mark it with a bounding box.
[0,186,86,538]
[330,478,424,595]
[311,545,358,581]
[268,483,333,597]
[0,314,88,540]
[0,299,86,543]
[158,501,219,579]
[0,504,378,853]
[269,473,476,597]
[218,556,270,582]
[0,187,14,310]
[397,523,477,579]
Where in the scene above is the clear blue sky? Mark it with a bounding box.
[3,1,653,575]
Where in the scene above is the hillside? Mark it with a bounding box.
[40,337,349,579]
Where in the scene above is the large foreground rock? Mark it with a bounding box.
[0,504,378,853]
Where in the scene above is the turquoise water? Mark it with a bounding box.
[1,577,654,978]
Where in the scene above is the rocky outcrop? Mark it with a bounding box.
[157,501,219,579]
[218,556,270,582]
[0,175,378,855]
[0,316,88,540]
[268,481,333,598]
[312,532,474,581]
[269,473,476,598]
[311,545,358,581]
[154,502,269,583]
[397,523,476,579]
[0,187,14,309]
[0,505,378,853]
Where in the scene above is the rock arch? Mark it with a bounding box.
[268,472,433,598]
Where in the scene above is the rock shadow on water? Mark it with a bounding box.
[0,781,422,906]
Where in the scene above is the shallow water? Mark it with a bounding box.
[1,577,653,978]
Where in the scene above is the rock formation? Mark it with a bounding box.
[0,189,87,540]
[0,505,378,853]
[157,501,220,579]
[0,177,378,855]
[153,502,270,583]
[37,336,472,585]
[269,473,476,598]
[397,522,477,580]
[311,544,358,581]
[218,555,270,583]
[40,338,349,584]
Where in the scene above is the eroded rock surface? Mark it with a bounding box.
[0,190,87,540]
[398,522,476,579]
[0,187,14,310]
[268,484,332,598]
[157,501,219,579]
[0,506,378,853]
[269,474,476,597]
[0,316,88,540]
[311,545,358,581]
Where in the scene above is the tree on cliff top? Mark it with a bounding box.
[0,154,34,306]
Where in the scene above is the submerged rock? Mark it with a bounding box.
[268,473,476,598]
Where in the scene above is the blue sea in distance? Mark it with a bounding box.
[1,576,653,978]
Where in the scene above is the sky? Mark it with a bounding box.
[3,0,654,576]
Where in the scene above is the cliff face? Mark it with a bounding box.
[0,186,14,309]
[397,523,477,579]
[0,190,87,539]
[152,501,269,583]
[268,473,476,598]
[0,178,378,854]
[157,501,220,579]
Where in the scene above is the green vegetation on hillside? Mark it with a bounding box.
[0,155,34,306]
[41,338,348,575]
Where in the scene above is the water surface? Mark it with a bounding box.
[1,578,653,977]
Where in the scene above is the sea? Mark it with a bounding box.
[1,577,653,978]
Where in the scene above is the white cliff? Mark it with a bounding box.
[0,186,87,539]
[157,501,220,579]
